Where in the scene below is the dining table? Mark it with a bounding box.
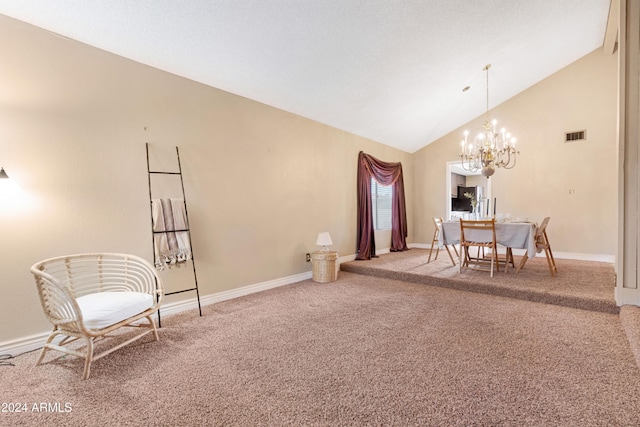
[441,220,538,259]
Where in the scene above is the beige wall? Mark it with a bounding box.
[0,16,413,346]
[413,48,618,256]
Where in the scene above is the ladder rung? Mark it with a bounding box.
[165,288,198,296]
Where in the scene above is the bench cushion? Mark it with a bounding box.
[76,292,154,330]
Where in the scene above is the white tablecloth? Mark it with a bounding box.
[441,221,537,258]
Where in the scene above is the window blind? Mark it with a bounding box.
[371,177,392,230]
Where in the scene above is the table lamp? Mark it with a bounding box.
[315,232,333,252]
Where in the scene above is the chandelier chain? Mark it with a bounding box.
[485,64,490,120]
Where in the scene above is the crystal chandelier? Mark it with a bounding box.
[459,64,519,178]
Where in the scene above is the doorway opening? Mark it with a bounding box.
[445,160,492,221]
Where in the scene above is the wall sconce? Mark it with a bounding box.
[0,167,20,197]
[315,232,333,252]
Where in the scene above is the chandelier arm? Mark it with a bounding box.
[460,155,473,172]
[497,149,517,169]
[505,150,517,169]
[460,153,482,173]
[498,151,507,168]
[496,149,507,168]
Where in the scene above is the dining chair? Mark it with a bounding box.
[458,218,499,277]
[427,217,458,266]
[516,217,558,276]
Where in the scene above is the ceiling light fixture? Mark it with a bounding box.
[459,64,519,178]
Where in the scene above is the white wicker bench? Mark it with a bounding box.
[31,253,164,379]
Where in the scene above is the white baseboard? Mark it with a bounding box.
[0,333,52,358]
[548,251,614,263]
[338,253,356,263]
[409,243,431,249]
[0,270,313,357]
[158,270,313,317]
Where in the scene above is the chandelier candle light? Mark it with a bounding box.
[460,64,519,178]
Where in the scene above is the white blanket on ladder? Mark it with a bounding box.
[152,198,192,270]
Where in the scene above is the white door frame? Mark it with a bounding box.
[445,160,491,221]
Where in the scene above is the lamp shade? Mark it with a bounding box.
[315,232,333,247]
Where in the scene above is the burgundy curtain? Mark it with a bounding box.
[356,151,408,260]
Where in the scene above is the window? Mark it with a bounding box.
[371,178,392,230]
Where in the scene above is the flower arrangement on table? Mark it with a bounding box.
[463,192,478,212]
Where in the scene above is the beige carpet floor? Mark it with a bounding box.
[2,266,640,426]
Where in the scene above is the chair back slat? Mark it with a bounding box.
[537,217,550,238]
[460,219,497,243]
[33,254,161,297]
[32,268,84,330]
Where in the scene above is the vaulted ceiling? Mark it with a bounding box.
[0,1,612,152]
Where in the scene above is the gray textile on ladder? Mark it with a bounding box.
[152,198,191,270]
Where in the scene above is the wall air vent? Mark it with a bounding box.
[565,130,586,142]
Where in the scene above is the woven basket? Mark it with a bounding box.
[311,251,338,283]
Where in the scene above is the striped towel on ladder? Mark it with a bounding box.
[152,198,192,270]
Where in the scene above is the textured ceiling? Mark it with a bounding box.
[0,1,611,153]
